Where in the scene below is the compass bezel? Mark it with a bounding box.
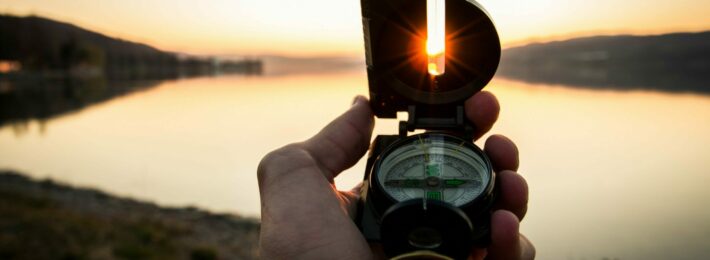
[368,132,495,218]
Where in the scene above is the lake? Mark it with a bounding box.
[1,65,709,259]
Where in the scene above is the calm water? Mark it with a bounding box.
[1,68,709,259]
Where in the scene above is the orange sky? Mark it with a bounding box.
[2,0,709,56]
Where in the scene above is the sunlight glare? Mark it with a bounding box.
[426,0,446,76]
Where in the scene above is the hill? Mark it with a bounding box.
[498,31,710,93]
[0,15,262,79]
[0,15,179,78]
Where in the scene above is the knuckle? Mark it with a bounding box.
[521,234,536,260]
[257,143,312,183]
[526,243,536,260]
[258,145,293,179]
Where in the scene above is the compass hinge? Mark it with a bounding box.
[399,105,474,139]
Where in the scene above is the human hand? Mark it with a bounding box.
[257,92,535,259]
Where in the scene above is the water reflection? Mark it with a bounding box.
[0,77,162,133]
[0,67,709,259]
[0,67,264,133]
[497,61,709,94]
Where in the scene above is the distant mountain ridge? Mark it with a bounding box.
[0,15,177,77]
[0,14,261,79]
[498,31,710,93]
[0,15,166,58]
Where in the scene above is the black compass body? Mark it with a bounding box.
[357,0,501,259]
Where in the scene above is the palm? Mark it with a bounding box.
[258,147,372,259]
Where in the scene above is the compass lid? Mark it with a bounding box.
[362,0,501,119]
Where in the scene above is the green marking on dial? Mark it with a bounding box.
[425,164,441,177]
[444,179,466,187]
[426,191,442,200]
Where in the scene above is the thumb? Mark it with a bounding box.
[303,96,375,180]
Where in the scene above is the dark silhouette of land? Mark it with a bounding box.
[1,15,708,129]
[0,14,262,79]
[0,14,263,128]
[498,31,710,94]
[0,171,259,259]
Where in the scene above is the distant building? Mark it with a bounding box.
[0,60,21,73]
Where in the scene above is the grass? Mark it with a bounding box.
[0,172,259,259]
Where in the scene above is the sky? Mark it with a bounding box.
[1,0,709,57]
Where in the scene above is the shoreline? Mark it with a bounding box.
[0,171,260,259]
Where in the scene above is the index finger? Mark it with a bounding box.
[464,91,500,140]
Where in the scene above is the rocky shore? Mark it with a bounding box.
[0,171,259,259]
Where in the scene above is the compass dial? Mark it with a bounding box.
[376,134,490,207]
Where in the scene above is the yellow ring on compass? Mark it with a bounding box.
[391,250,454,260]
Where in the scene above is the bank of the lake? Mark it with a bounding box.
[0,171,259,260]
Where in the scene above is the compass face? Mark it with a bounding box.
[376,134,491,207]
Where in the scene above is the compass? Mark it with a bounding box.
[374,134,492,209]
[356,0,501,259]
[364,133,496,259]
